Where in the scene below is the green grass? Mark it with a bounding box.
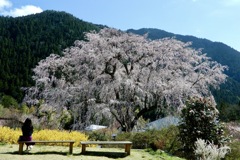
[0,144,185,160]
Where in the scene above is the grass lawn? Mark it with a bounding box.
[0,144,185,160]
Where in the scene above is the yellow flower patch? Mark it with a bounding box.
[0,127,88,146]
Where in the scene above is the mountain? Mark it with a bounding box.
[127,28,240,104]
[0,10,103,101]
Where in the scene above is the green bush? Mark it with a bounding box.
[153,125,181,155]
[87,130,109,141]
[85,125,181,156]
[225,141,240,160]
[132,131,154,149]
[116,132,132,141]
[0,104,4,116]
[117,130,158,149]
[116,125,181,155]
[0,95,18,109]
[20,103,29,114]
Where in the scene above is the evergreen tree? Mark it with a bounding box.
[178,96,228,159]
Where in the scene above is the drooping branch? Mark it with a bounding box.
[130,105,157,130]
[103,58,116,79]
[123,63,129,75]
[110,106,125,130]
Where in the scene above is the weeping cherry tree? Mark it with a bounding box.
[24,28,227,131]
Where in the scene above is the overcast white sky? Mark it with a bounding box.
[0,0,239,51]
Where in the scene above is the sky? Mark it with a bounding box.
[0,0,239,52]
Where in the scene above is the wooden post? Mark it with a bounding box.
[69,142,74,154]
[19,143,24,154]
[125,144,131,155]
[81,144,86,154]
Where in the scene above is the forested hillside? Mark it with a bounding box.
[0,10,102,101]
[127,28,240,104]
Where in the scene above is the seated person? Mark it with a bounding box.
[18,118,35,150]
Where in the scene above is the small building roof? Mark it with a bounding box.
[85,124,107,131]
[145,116,179,130]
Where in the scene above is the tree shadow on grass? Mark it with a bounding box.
[80,151,127,158]
[4,150,128,158]
[5,151,127,158]
[5,151,70,156]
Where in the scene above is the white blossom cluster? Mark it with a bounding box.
[194,138,230,160]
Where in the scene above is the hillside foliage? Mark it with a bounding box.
[0,10,102,101]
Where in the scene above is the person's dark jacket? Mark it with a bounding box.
[22,125,33,137]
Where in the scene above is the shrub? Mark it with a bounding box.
[0,104,4,116]
[152,125,181,155]
[0,126,21,144]
[0,95,18,109]
[225,141,240,160]
[20,103,30,114]
[178,96,228,159]
[132,131,153,149]
[115,132,133,141]
[194,138,230,160]
[87,130,109,141]
[115,125,181,155]
[116,131,152,149]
